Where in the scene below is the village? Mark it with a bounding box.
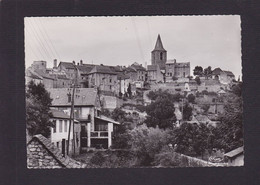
[26,35,243,168]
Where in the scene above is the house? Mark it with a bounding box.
[125,66,138,82]
[219,71,235,84]
[165,60,190,79]
[25,68,43,85]
[130,62,147,81]
[50,109,81,155]
[88,65,118,94]
[58,61,77,79]
[147,64,164,82]
[224,146,244,166]
[47,88,120,150]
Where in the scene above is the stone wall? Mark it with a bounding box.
[27,134,86,169]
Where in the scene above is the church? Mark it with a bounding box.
[147,34,190,82]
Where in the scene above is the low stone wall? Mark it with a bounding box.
[27,134,86,169]
[178,153,227,167]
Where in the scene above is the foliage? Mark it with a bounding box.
[101,108,111,117]
[145,96,176,129]
[187,94,195,103]
[172,123,210,157]
[127,125,171,166]
[214,93,243,152]
[201,104,210,113]
[26,81,53,138]
[181,103,193,121]
[195,76,201,85]
[201,90,208,95]
[147,89,182,102]
[231,82,242,97]
[153,146,181,167]
[193,66,203,76]
[203,66,212,79]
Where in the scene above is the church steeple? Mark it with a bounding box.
[153,34,166,51]
[151,34,167,68]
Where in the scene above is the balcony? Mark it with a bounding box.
[90,131,109,138]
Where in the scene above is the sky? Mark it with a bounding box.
[24,15,242,78]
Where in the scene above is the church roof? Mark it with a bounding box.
[152,34,166,52]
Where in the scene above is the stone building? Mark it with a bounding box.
[130,62,147,81]
[27,134,86,168]
[148,34,191,82]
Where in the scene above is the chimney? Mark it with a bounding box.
[72,61,75,65]
[80,60,83,65]
[53,59,57,68]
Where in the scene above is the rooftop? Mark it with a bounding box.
[50,109,70,119]
[47,88,98,107]
[89,65,117,75]
[224,146,244,158]
[152,34,166,52]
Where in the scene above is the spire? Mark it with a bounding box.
[153,34,166,51]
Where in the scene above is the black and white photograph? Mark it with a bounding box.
[25,15,243,168]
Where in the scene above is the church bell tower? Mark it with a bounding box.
[151,34,167,69]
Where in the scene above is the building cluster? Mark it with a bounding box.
[26,34,237,155]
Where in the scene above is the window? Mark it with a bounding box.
[183,72,185,77]
[110,85,112,90]
[59,120,63,132]
[57,142,59,148]
[64,120,68,132]
[53,121,57,133]
[160,52,163,60]
[95,123,108,131]
[109,79,112,83]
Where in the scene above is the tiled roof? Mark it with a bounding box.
[152,34,166,52]
[212,68,223,75]
[26,69,43,80]
[47,88,98,106]
[89,65,117,75]
[28,134,86,168]
[147,65,158,71]
[58,61,75,69]
[50,109,70,119]
[131,64,146,71]
[224,146,243,158]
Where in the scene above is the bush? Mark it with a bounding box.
[187,94,195,103]
[153,146,181,167]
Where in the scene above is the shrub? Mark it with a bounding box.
[153,146,181,167]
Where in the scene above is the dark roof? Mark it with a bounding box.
[89,65,117,75]
[28,134,86,168]
[147,65,158,71]
[108,66,124,73]
[76,64,95,74]
[50,109,70,119]
[47,88,98,106]
[58,61,75,69]
[224,146,244,158]
[223,70,235,77]
[34,70,56,80]
[152,34,166,52]
[212,68,223,75]
[95,115,120,125]
[174,62,190,68]
[125,67,137,72]
[26,69,43,80]
[131,63,146,71]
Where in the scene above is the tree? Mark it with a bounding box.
[193,66,203,76]
[145,96,176,129]
[26,81,53,138]
[172,122,209,157]
[204,66,212,79]
[187,94,195,103]
[201,104,210,113]
[111,108,127,123]
[127,83,132,98]
[128,125,171,165]
[195,76,201,85]
[182,103,193,121]
[214,93,243,152]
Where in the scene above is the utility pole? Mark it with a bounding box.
[67,63,78,156]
